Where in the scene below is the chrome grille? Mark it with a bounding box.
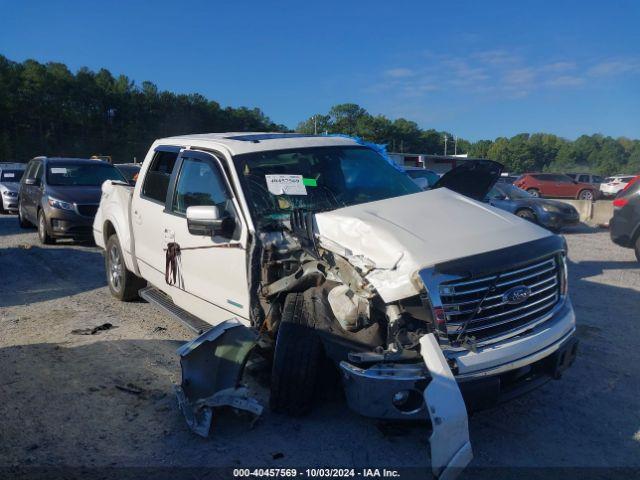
[440,255,562,343]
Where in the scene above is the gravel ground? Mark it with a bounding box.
[0,213,639,478]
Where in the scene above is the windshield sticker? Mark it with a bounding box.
[265,174,307,195]
[302,178,317,187]
[3,173,15,178]
[50,168,68,174]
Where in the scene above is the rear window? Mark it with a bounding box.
[141,150,179,203]
[617,177,640,197]
[1,169,24,182]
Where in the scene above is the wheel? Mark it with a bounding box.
[578,189,594,201]
[37,210,54,244]
[0,197,4,214]
[634,236,640,262]
[516,208,537,223]
[526,188,540,197]
[270,292,324,416]
[105,234,145,301]
[18,202,32,228]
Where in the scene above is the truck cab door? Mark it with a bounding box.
[131,146,181,286]
[161,149,250,326]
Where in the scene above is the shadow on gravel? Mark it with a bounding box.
[0,245,106,307]
[0,339,428,470]
[0,214,27,237]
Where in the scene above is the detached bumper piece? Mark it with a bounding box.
[175,319,262,437]
[340,334,472,479]
[420,334,473,480]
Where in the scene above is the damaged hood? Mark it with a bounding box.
[314,188,552,302]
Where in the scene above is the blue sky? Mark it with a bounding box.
[1,0,639,141]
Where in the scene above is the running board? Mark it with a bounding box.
[139,286,212,335]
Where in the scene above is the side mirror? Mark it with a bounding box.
[186,205,235,238]
[25,178,39,186]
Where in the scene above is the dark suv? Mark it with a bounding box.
[610,175,640,260]
[18,157,125,244]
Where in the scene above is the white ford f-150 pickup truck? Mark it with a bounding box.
[94,133,578,479]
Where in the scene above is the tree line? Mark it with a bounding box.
[0,55,285,163]
[1,55,638,176]
[297,104,640,176]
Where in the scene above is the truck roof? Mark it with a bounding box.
[156,132,362,156]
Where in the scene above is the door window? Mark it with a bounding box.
[578,174,590,183]
[33,162,44,182]
[141,150,179,202]
[172,156,232,216]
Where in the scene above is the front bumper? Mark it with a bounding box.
[1,194,18,211]
[538,210,580,229]
[44,205,95,238]
[340,299,577,417]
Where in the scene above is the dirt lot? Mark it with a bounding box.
[1,214,639,478]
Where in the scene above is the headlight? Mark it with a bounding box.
[2,191,17,197]
[47,197,75,211]
[541,204,562,213]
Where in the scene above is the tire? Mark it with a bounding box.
[37,209,54,244]
[270,292,324,416]
[527,188,540,197]
[578,189,594,201]
[516,208,537,223]
[105,234,145,301]
[634,236,640,263]
[18,202,32,228]
[0,197,4,214]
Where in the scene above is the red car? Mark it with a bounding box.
[514,173,598,200]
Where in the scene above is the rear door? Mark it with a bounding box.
[550,174,576,197]
[161,149,250,324]
[131,146,180,286]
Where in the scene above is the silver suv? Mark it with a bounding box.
[0,162,26,213]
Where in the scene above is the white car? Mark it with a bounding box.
[600,175,637,198]
[93,133,578,479]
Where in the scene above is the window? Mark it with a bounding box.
[46,163,125,186]
[235,146,420,226]
[33,162,44,181]
[578,174,590,183]
[142,150,179,203]
[593,176,603,183]
[172,156,230,215]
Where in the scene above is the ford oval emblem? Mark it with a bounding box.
[502,285,531,305]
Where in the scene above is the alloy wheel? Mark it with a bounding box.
[108,243,124,292]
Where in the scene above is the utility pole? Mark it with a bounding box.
[454,135,457,155]
[313,116,317,135]
[443,135,448,156]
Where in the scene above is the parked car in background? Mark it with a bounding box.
[610,175,640,260]
[0,162,26,213]
[566,173,604,186]
[600,174,636,198]
[114,163,141,185]
[486,183,579,231]
[403,166,440,189]
[515,173,598,200]
[18,157,126,244]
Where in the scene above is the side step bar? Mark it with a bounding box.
[139,286,212,334]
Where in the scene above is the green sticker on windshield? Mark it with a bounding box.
[303,178,317,187]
